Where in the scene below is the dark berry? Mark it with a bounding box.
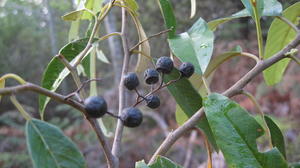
[179,62,195,78]
[121,107,143,128]
[146,95,160,109]
[84,96,107,118]
[156,56,174,74]
[144,69,159,85]
[124,72,139,90]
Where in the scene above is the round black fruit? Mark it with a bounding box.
[124,72,139,90]
[144,69,159,85]
[156,56,174,74]
[121,107,143,128]
[179,62,195,78]
[146,95,160,109]
[84,96,107,118]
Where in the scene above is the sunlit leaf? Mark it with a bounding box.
[26,119,86,168]
[39,38,96,117]
[96,48,110,64]
[203,93,288,168]
[263,2,300,85]
[168,18,214,74]
[62,9,94,21]
[124,0,139,15]
[81,0,103,19]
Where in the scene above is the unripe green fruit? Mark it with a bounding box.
[146,95,160,109]
[121,107,143,128]
[144,69,159,85]
[179,62,195,78]
[156,56,174,74]
[124,72,139,90]
[84,96,107,118]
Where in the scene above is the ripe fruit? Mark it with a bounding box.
[146,95,160,109]
[84,96,107,118]
[124,72,139,90]
[156,56,174,74]
[144,69,159,85]
[121,107,143,127]
[179,62,195,78]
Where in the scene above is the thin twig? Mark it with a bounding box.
[64,78,103,100]
[133,74,182,107]
[148,32,300,164]
[289,55,300,66]
[130,28,172,52]
[111,6,131,167]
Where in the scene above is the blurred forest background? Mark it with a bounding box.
[0,0,300,167]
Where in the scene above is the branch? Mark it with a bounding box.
[129,28,172,52]
[111,6,131,167]
[148,32,300,164]
[0,83,117,167]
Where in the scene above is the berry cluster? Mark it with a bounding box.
[83,56,195,128]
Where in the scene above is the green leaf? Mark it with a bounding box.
[81,0,103,20]
[96,48,110,64]
[0,78,5,102]
[168,18,214,74]
[157,0,177,38]
[26,119,86,168]
[263,2,300,85]
[149,156,182,168]
[124,0,139,15]
[164,68,218,151]
[62,9,93,21]
[68,20,81,42]
[135,160,149,168]
[264,115,286,158]
[39,38,96,117]
[241,0,264,19]
[203,93,288,168]
[208,0,282,31]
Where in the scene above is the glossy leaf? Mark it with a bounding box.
[263,2,300,85]
[168,18,214,74]
[26,119,86,168]
[39,38,95,117]
[157,0,177,38]
[0,78,5,102]
[208,0,282,31]
[149,156,182,168]
[265,115,286,158]
[62,9,93,21]
[164,68,218,150]
[203,93,288,168]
